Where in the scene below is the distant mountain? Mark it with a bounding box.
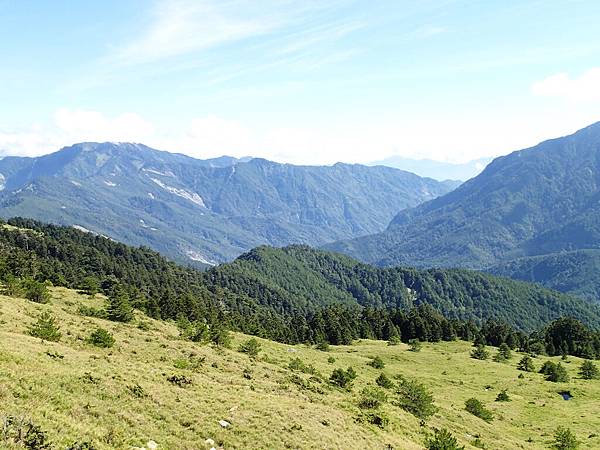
[369,156,493,181]
[326,122,600,299]
[0,142,456,265]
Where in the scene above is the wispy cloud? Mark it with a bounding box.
[532,68,600,102]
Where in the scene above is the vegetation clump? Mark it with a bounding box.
[27,311,61,342]
[375,373,394,389]
[368,356,385,369]
[495,389,510,402]
[425,428,465,450]
[22,279,51,304]
[551,426,578,450]
[471,344,489,360]
[493,343,512,362]
[578,360,599,380]
[105,286,134,323]
[87,327,115,348]
[357,386,387,409]
[238,338,261,357]
[1,415,52,449]
[394,376,437,420]
[329,367,357,389]
[517,355,535,372]
[167,374,193,388]
[540,362,570,382]
[408,339,422,352]
[465,398,493,422]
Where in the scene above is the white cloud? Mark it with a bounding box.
[2,108,599,165]
[532,68,600,102]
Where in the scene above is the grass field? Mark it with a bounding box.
[1,287,598,449]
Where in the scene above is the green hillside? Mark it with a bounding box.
[1,288,599,449]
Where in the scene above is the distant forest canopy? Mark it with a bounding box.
[1,217,600,358]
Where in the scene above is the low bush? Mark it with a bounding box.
[465,398,493,422]
[87,328,115,348]
[425,428,465,450]
[394,376,437,420]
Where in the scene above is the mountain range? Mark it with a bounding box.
[327,122,600,300]
[0,142,458,265]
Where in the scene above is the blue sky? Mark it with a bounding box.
[1,0,600,164]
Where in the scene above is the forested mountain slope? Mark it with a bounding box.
[326,122,600,299]
[3,218,600,341]
[0,142,457,264]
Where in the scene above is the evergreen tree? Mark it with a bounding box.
[425,428,465,450]
[517,355,535,372]
[552,427,578,450]
[105,285,134,322]
[471,344,489,360]
[28,311,61,342]
[22,279,51,304]
[578,360,599,380]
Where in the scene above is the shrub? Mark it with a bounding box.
[67,442,97,450]
[315,341,330,352]
[495,389,510,402]
[78,305,107,319]
[578,360,599,380]
[387,335,401,346]
[358,386,387,409]
[517,355,535,372]
[552,426,578,450]
[28,311,61,342]
[329,367,357,388]
[3,275,23,297]
[177,318,209,342]
[394,376,437,420]
[376,373,394,389]
[368,356,385,369]
[540,360,556,375]
[1,415,52,449]
[465,398,493,422]
[87,328,115,348]
[327,356,336,364]
[425,428,465,450]
[127,384,147,398]
[471,344,489,360]
[493,343,511,362]
[545,362,570,383]
[408,338,422,352]
[167,374,193,388]
[238,338,261,357]
[210,324,232,348]
[22,279,51,304]
[359,411,389,429]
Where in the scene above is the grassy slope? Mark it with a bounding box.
[1,289,599,450]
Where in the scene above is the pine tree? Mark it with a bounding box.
[28,311,61,342]
[471,344,489,360]
[578,360,599,380]
[517,355,535,372]
[105,285,134,322]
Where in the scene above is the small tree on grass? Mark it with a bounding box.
[238,338,261,357]
[357,386,387,409]
[22,279,51,304]
[425,428,465,450]
[368,356,385,369]
[330,367,357,389]
[210,323,232,348]
[394,376,437,420]
[517,355,535,372]
[465,398,493,422]
[105,286,134,322]
[578,360,599,380]
[543,362,570,383]
[471,344,489,360]
[495,389,510,402]
[87,328,115,348]
[493,343,512,362]
[552,426,578,450]
[28,311,61,342]
[408,339,422,352]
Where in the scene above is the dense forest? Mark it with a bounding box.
[2,218,600,358]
